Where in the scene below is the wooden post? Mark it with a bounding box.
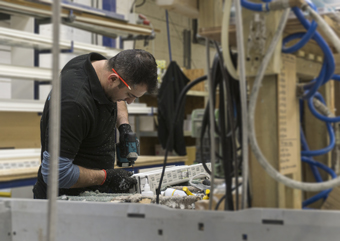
[249,54,302,209]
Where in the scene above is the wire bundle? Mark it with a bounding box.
[199,45,243,210]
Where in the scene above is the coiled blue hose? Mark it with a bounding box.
[300,129,323,182]
[301,156,337,207]
[300,122,335,156]
[282,5,318,53]
[241,0,267,12]
[285,2,337,207]
[308,92,340,123]
[242,0,338,207]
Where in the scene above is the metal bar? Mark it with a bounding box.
[165,10,172,62]
[234,0,249,209]
[0,178,37,189]
[206,38,216,210]
[47,0,61,240]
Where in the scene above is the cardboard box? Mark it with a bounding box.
[182,68,205,92]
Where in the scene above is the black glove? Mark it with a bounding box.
[102,169,137,193]
[118,124,133,157]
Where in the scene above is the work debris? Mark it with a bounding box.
[59,190,201,209]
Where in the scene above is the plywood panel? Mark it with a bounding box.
[249,54,301,209]
[0,112,41,149]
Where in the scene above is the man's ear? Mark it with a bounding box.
[108,73,120,88]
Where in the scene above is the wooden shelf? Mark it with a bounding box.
[187,90,208,97]
[0,0,155,37]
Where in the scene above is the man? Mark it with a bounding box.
[33,49,158,199]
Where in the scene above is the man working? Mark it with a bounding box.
[33,49,158,199]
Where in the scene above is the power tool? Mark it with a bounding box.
[116,132,139,168]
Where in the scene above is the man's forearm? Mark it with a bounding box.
[70,166,105,188]
[117,101,129,127]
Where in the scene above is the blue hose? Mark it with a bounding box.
[301,156,337,207]
[241,0,267,11]
[308,92,340,123]
[303,189,332,207]
[300,129,323,182]
[333,74,340,81]
[282,7,317,53]
[302,157,337,179]
[291,7,335,99]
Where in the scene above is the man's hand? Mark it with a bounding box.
[102,169,137,193]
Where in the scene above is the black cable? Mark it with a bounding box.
[215,195,226,210]
[156,75,207,204]
[130,0,146,13]
[199,53,223,175]
[214,41,239,210]
[136,0,146,8]
[214,183,242,210]
[130,0,137,13]
[218,80,234,210]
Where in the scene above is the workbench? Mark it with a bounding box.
[0,150,187,189]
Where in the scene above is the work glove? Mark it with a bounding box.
[118,124,136,157]
[102,169,137,193]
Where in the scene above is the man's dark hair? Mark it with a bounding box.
[107,49,158,94]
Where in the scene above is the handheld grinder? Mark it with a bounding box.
[116,132,139,168]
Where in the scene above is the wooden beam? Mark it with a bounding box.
[296,57,322,80]
[249,54,301,209]
[277,54,302,209]
[249,74,279,208]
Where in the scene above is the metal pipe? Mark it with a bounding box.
[165,10,172,62]
[206,38,216,210]
[235,0,249,210]
[47,0,61,240]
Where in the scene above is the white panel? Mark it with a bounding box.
[71,0,92,44]
[0,80,11,99]
[39,84,52,101]
[0,46,11,99]
[116,0,135,49]
[11,186,34,199]
[10,15,34,100]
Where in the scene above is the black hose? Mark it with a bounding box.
[156,75,207,204]
[215,183,242,210]
[214,41,239,210]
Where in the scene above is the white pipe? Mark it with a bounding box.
[234,0,249,209]
[47,0,61,241]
